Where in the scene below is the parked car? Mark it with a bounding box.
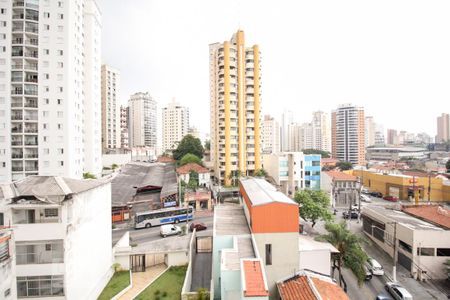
[383,195,399,202]
[190,222,207,232]
[369,191,383,198]
[366,258,384,276]
[160,224,182,238]
[361,187,369,194]
[376,292,394,300]
[342,211,359,219]
[361,194,372,203]
[385,282,413,300]
[351,204,359,211]
[363,264,372,281]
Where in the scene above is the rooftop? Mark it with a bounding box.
[0,176,109,204]
[362,206,445,231]
[367,146,427,152]
[277,270,349,300]
[223,236,255,270]
[240,178,297,207]
[243,260,269,297]
[214,204,250,236]
[402,205,450,230]
[298,235,339,253]
[176,162,209,175]
[324,171,357,181]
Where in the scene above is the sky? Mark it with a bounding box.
[99,0,450,139]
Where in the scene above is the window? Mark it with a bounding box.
[312,161,320,166]
[399,240,412,253]
[0,212,3,226]
[57,112,63,118]
[43,12,50,18]
[44,49,49,55]
[44,208,58,218]
[0,238,9,262]
[418,248,434,256]
[265,244,272,265]
[0,8,6,14]
[17,275,64,297]
[58,50,63,55]
[437,248,450,257]
[57,124,62,130]
[57,99,62,105]
[4,288,10,298]
[59,161,64,167]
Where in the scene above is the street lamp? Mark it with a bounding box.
[370,222,398,282]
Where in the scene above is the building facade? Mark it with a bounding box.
[281,110,293,152]
[365,116,375,147]
[0,0,102,183]
[304,154,321,190]
[262,115,280,154]
[209,30,262,185]
[263,152,305,196]
[128,92,157,148]
[436,113,450,143]
[321,171,359,208]
[0,176,113,299]
[162,99,189,152]
[101,64,121,151]
[120,106,129,149]
[311,111,331,152]
[331,104,365,165]
[387,129,398,145]
[0,225,15,299]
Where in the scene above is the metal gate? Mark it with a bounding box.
[196,236,212,253]
[130,254,146,272]
[398,251,412,271]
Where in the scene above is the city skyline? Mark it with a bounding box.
[99,0,450,136]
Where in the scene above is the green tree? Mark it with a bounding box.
[179,153,202,166]
[173,134,204,160]
[336,161,353,171]
[83,172,96,179]
[318,222,368,284]
[254,168,267,177]
[111,163,119,170]
[188,171,199,189]
[227,170,244,187]
[302,149,331,158]
[446,159,450,172]
[294,190,333,227]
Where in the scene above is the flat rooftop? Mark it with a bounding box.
[223,236,255,270]
[240,178,296,207]
[214,204,250,236]
[298,235,339,253]
[363,206,446,231]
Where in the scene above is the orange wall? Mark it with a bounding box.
[240,184,299,233]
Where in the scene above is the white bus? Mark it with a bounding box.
[134,207,193,229]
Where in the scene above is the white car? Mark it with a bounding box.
[366,257,384,276]
[361,194,372,203]
[160,224,182,238]
[385,282,413,300]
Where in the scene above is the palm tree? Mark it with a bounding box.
[318,222,368,284]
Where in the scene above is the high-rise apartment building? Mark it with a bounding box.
[210,30,262,185]
[311,111,331,152]
[281,109,293,151]
[120,106,129,149]
[365,116,375,147]
[374,124,385,145]
[128,92,157,148]
[331,104,365,165]
[101,64,120,150]
[387,129,398,145]
[437,113,450,143]
[262,115,280,154]
[162,99,189,152]
[0,0,102,183]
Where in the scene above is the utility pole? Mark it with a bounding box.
[427,173,431,204]
[392,222,398,282]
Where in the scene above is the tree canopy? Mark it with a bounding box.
[294,190,333,227]
[187,170,199,189]
[446,159,450,172]
[336,161,353,171]
[254,168,267,177]
[83,172,96,179]
[319,222,368,284]
[173,134,204,161]
[302,149,331,158]
[179,153,202,166]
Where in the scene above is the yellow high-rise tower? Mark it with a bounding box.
[210,30,262,185]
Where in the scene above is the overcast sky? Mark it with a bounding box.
[99,0,450,138]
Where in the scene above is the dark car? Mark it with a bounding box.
[369,191,383,198]
[376,292,394,300]
[383,195,399,202]
[189,222,207,232]
[342,211,359,219]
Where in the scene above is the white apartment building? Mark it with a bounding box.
[374,124,385,145]
[287,112,331,153]
[120,105,129,149]
[365,116,375,147]
[0,175,113,299]
[101,64,121,151]
[262,114,280,154]
[281,110,293,152]
[162,99,189,152]
[0,0,103,183]
[128,92,157,148]
[209,30,262,185]
[263,152,305,196]
[332,104,365,165]
[0,225,15,299]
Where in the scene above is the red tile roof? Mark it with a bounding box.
[176,163,209,175]
[243,260,268,297]
[321,158,339,164]
[325,171,357,181]
[277,272,349,300]
[402,205,450,229]
[157,156,175,163]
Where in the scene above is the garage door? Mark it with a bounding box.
[388,186,400,198]
[398,251,412,271]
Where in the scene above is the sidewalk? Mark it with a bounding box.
[118,264,167,300]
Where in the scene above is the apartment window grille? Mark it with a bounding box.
[17,275,64,297]
[44,208,58,218]
[265,244,272,265]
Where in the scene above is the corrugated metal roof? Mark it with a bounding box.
[240,178,297,207]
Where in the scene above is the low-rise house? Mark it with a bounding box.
[0,176,113,299]
[321,171,359,208]
[362,205,450,279]
[176,163,210,187]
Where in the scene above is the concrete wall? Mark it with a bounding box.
[113,232,132,271]
[299,249,331,276]
[253,232,299,297]
[166,251,189,267]
[220,269,241,300]
[102,153,132,168]
[212,235,234,299]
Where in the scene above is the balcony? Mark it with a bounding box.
[12,162,23,172]
[24,136,38,146]
[16,242,63,265]
[24,124,38,133]
[11,137,23,146]
[11,113,23,121]
[25,161,38,171]
[11,124,23,133]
